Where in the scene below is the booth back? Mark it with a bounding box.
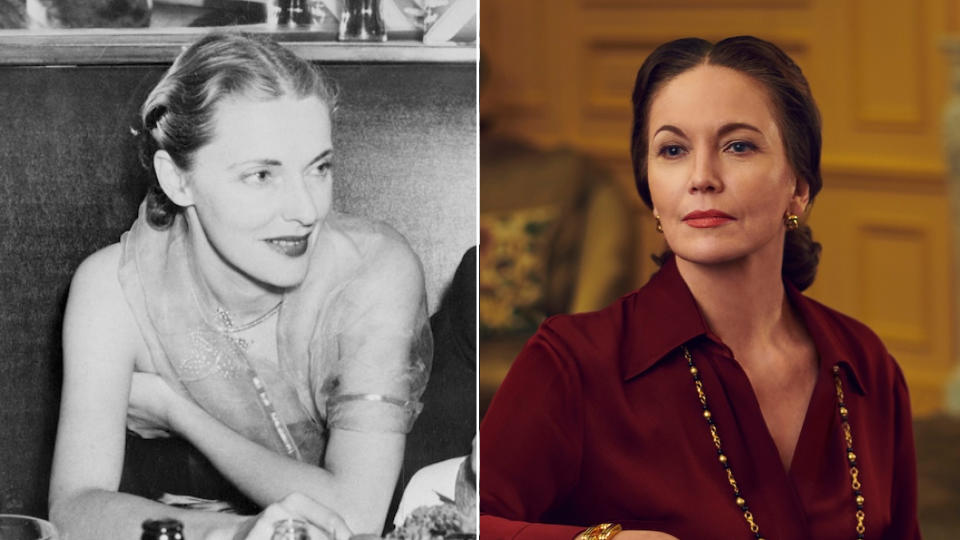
[0,61,475,515]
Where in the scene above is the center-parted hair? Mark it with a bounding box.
[630,36,822,290]
[139,32,339,229]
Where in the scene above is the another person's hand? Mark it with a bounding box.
[127,371,182,437]
[208,493,353,540]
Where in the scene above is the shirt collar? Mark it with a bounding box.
[623,255,710,380]
[623,255,867,395]
[784,281,867,395]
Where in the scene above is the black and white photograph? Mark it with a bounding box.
[0,1,477,538]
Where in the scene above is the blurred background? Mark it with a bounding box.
[479,0,960,537]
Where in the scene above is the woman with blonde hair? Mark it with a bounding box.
[50,32,431,540]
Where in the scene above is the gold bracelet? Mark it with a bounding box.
[575,525,599,540]
[596,523,622,540]
[576,523,622,540]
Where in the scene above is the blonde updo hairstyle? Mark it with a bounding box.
[139,32,339,229]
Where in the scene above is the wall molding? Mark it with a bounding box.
[848,0,927,131]
[855,218,933,352]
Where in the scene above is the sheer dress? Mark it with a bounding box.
[117,204,432,492]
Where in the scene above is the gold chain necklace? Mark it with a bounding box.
[682,346,866,539]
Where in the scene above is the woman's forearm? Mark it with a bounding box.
[50,488,242,540]
[479,516,678,540]
[169,397,399,534]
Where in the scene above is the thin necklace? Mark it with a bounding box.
[682,346,865,540]
[213,298,299,459]
[215,299,283,334]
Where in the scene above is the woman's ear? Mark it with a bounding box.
[154,150,193,207]
[791,177,811,215]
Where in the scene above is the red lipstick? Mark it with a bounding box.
[682,210,736,228]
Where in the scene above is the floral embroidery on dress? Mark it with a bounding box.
[175,331,246,381]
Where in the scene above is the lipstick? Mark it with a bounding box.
[265,234,310,257]
[682,210,736,229]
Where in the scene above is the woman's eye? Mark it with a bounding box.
[314,161,332,176]
[657,145,686,158]
[243,170,273,184]
[306,160,333,178]
[726,141,756,154]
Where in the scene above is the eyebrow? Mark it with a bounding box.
[229,149,333,171]
[653,122,763,138]
[306,149,334,166]
[717,122,762,138]
[229,158,281,171]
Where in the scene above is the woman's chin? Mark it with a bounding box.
[671,245,754,268]
[246,265,310,292]
[669,234,779,269]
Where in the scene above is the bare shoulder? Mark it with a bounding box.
[71,242,121,290]
[64,242,141,362]
[67,243,127,318]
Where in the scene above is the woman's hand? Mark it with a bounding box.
[127,371,183,437]
[205,493,353,540]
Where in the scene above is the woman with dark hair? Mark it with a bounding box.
[480,36,920,540]
[49,32,431,539]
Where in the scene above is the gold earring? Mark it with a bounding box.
[784,213,800,231]
[655,215,663,233]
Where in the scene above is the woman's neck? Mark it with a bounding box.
[675,248,795,363]
[183,212,283,321]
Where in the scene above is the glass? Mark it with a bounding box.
[0,515,59,540]
[271,519,309,540]
[338,0,386,42]
[266,0,332,29]
[272,0,309,27]
[141,518,184,540]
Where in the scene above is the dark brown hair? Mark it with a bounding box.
[630,36,822,290]
[139,32,338,229]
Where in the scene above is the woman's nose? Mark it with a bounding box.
[281,176,320,226]
[689,151,723,194]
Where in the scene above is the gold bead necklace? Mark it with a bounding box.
[682,346,865,539]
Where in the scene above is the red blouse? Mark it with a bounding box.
[480,257,920,540]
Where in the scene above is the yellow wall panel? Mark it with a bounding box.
[849,0,926,129]
[813,0,949,171]
[582,39,657,115]
[858,223,931,351]
[480,0,549,109]
[807,182,952,416]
